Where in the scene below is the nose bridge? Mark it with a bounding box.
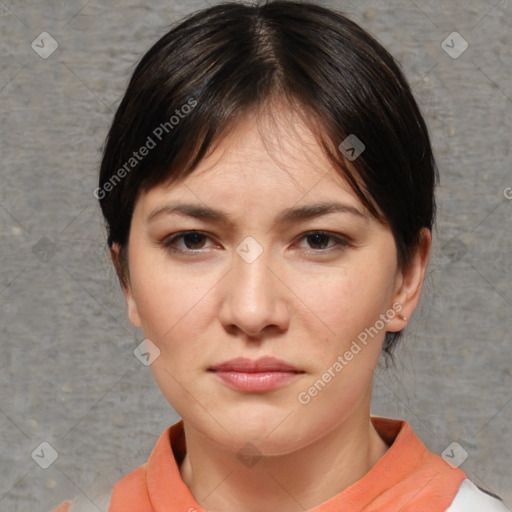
[219,236,288,335]
[232,238,274,308]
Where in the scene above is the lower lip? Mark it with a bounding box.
[211,371,302,392]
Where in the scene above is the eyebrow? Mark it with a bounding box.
[147,201,367,227]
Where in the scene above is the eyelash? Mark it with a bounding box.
[161,230,351,255]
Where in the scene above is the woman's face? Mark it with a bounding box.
[120,110,421,455]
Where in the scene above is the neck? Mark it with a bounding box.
[179,404,389,512]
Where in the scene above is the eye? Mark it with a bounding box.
[297,231,350,252]
[162,230,215,252]
[160,229,351,255]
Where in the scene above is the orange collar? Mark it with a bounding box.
[110,417,467,512]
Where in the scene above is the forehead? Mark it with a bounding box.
[139,106,362,211]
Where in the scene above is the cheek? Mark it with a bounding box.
[290,260,397,396]
[129,256,220,356]
[293,262,394,339]
[129,262,218,411]
[292,269,389,425]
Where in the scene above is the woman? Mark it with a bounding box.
[93,2,509,511]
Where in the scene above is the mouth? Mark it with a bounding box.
[207,357,305,393]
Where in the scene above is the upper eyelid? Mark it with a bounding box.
[164,230,214,243]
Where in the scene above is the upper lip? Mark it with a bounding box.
[208,357,303,373]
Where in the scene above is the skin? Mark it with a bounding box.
[112,106,431,512]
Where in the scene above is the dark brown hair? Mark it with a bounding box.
[98,1,437,357]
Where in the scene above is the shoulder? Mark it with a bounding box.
[446,479,510,512]
[108,463,153,512]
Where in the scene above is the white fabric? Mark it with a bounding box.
[446,479,510,511]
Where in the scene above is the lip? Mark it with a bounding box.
[208,357,304,392]
[209,356,301,373]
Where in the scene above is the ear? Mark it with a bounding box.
[386,228,432,332]
[110,242,142,328]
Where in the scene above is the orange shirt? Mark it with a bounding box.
[108,416,468,512]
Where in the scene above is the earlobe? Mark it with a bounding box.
[110,243,142,328]
[387,228,432,332]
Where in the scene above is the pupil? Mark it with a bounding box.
[309,233,327,249]
[185,232,204,249]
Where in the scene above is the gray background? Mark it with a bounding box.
[1,1,511,511]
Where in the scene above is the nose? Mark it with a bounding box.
[217,246,290,338]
